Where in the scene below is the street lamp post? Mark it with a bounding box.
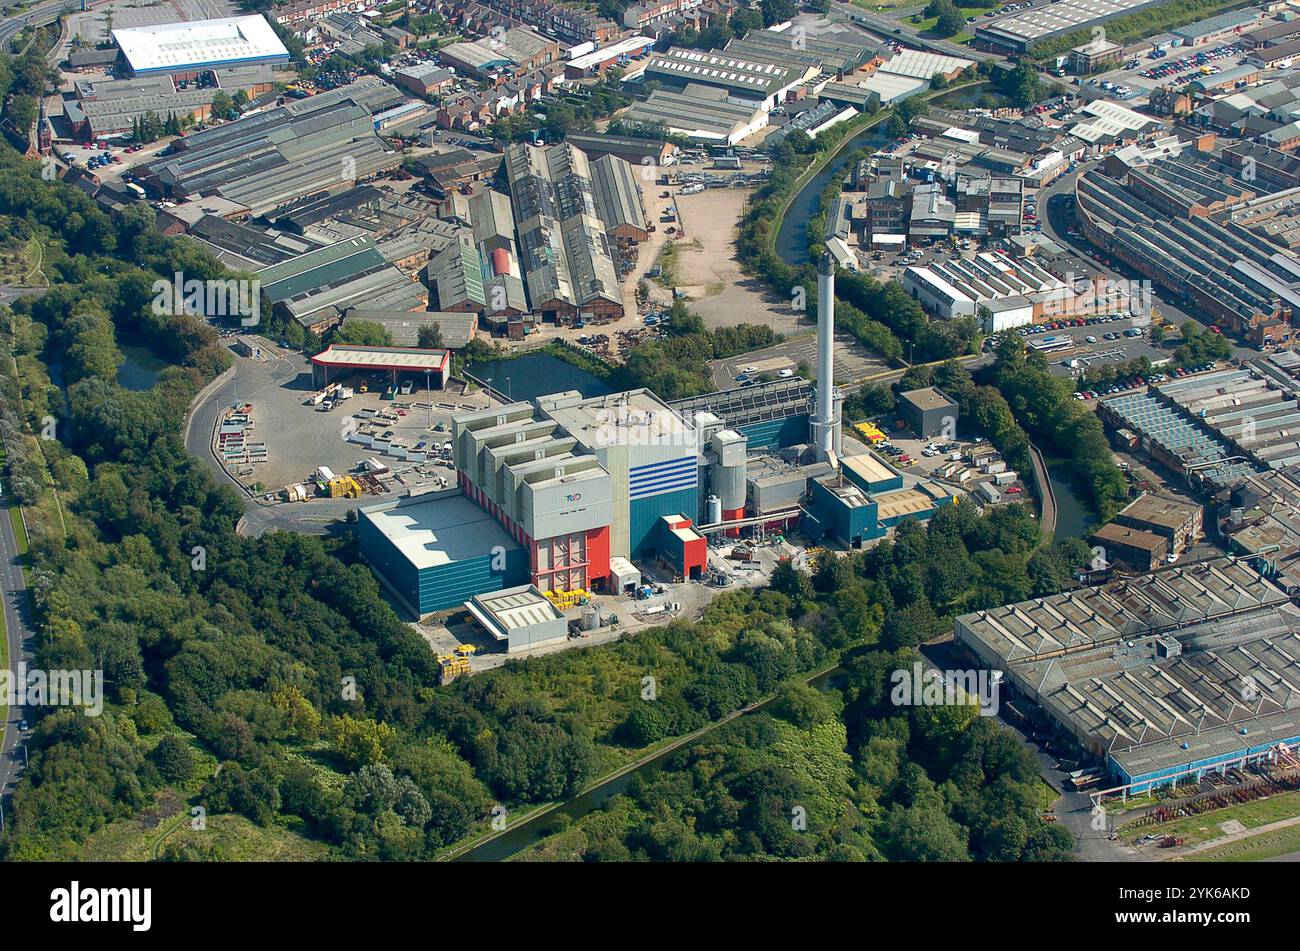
[425,368,432,428]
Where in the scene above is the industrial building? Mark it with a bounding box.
[1098,388,1260,493]
[258,235,426,333]
[1091,521,1168,571]
[898,387,959,440]
[954,559,1300,794]
[358,491,528,615]
[503,141,628,322]
[589,154,650,241]
[452,386,707,589]
[563,35,655,77]
[562,130,673,167]
[726,23,885,76]
[640,48,808,112]
[974,0,1167,54]
[63,66,275,140]
[1218,465,1300,596]
[465,584,569,652]
[1157,366,1300,472]
[765,102,857,149]
[856,71,928,106]
[139,77,404,216]
[439,27,561,79]
[393,62,456,98]
[670,377,814,451]
[805,453,955,546]
[1101,364,1300,488]
[1111,492,1203,555]
[310,344,452,390]
[1074,153,1300,345]
[1170,8,1261,47]
[622,89,769,145]
[112,15,290,76]
[901,250,1115,326]
[1068,35,1123,74]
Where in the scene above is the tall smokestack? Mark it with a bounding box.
[812,251,840,464]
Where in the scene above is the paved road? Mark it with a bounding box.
[182,348,361,537]
[0,0,73,51]
[0,286,47,309]
[0,470,35,814]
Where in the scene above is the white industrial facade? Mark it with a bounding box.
[902,266,978,319]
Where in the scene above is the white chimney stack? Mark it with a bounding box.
[812,251,841,463]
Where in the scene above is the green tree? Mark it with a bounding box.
[416,323,444,349]
[150,735,195,783]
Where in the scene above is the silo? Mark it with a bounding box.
[581,604,602,631]
[711,429,747,536]
[707,494,723,525]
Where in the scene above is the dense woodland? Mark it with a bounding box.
[0,116,1083,860]
[519,503,1085,861]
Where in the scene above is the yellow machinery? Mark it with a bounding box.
[544,588,589,610]
[325,476,363,499]
[454,644,476,658]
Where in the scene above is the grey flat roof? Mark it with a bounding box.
[361,492,520,570]
[899,386,957,412]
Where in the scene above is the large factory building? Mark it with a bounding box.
[360,250,953,615]
[453,387,709,591]
[954,559,1300,795]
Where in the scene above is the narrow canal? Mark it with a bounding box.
[450,666,843,862]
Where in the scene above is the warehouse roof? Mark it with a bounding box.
[956,558,1287,664]
[978,0,1162,46]
[341,309,476,349]
[590,153,646,233]
[1093,521,1167,553]
[878,49,972,80]
[259,236,387,302]
[440,39,519,73]
[466,584,564,640]
[567,35,654,71]
[644,47,802,98]
[362,492,520,571]
[624,89,764,141]
[858,71,927,104]
[1172,8,1259,41]
[311,344,450,372]
[113,15,288,73]
[396,61,454,84]
[1116,492,1201,532]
